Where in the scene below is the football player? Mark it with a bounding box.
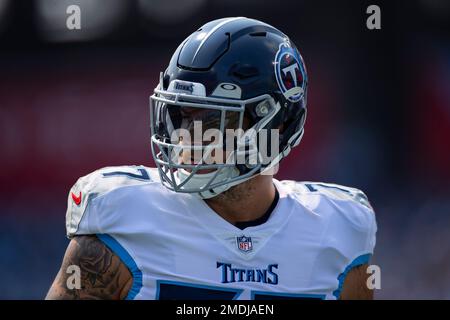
[47,17,377,300]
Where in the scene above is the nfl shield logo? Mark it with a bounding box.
[236,235,253,253]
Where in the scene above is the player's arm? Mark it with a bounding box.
[46,235,132,300]
[340,263,373,300]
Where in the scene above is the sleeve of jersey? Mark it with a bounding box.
[323,193,377,276]
[322,195,377,299]
[66,171,97,238]
[65,166,154,238]
[326,198,377,260]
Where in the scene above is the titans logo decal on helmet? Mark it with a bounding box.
[274,42,306,103]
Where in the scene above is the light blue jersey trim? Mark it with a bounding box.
[333,253,372,299]
[97,234,143,300]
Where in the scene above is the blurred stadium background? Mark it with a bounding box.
[0,0,449,299]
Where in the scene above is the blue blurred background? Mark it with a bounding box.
[1,0,449,299]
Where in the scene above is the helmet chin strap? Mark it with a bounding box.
[176,167,240,199]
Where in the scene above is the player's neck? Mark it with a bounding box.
[204,175,276,225]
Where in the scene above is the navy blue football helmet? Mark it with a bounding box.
[150,17,307,198]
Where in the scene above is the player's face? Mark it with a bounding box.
[173,106,249,172]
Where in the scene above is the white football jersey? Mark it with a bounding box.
[66,165,377,300]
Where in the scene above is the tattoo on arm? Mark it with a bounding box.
[46,235,132,300]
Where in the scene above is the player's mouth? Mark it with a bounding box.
[177,144,224,174]
[180,157,216,174]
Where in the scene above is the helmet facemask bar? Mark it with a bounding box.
[150,80,280,196]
